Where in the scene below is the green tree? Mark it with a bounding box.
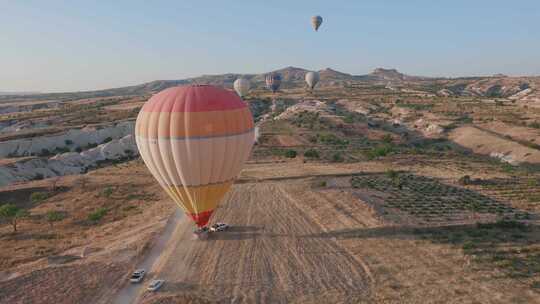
[0,204,29,232]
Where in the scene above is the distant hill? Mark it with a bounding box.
[2,67,539,101]
[0,91,41,96]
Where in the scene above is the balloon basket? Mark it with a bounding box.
[193,228,209,241]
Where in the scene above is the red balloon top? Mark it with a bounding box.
[142,85,247,113]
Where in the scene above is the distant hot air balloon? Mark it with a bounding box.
[305,71,320,90]
[265,73,281,93]
[135,85,255,236]
[311,15,323,31]
[233,78,250,97]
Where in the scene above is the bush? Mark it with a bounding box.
[529,121,540,129]
[382,134,393,144]
[284,150,297,158]
[317,133,349,146]
[86,143,98,149]
[30,192,49,203]
[38,149,51,157]
[102,187,114,198]
[33,173,44,181]
[331,152,344,162]
[54,147,70,154]
[75,147,83,153]
[0,204,29,232]
[88,207,108,222]
[102,137,113,143]
[64,139,74,145]
[343,114,354,124]
[365,144,393,160]
[304,149,320,158]
[46,210,65,227]
[458,175,471,185]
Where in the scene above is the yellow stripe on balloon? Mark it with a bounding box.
[165,181,233,214]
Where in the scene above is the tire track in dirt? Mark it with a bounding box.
[149,181,372,303]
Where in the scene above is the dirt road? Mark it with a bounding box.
[112,209,183,304]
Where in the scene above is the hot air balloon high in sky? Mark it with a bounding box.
[135,85,255,236]
[311,15,323,31]
[265,73,282,93]
[233,78,250,98]
[305,71,320,90]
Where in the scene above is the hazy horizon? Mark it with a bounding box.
[2,0,539,93]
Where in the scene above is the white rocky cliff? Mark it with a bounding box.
[0,134,138,186]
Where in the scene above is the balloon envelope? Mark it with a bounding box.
[135,85,255,228]
[233,78,250,97]
[305,71,320,90]
[311,15,323,31]
[265,73,281,93]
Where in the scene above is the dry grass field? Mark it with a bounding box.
[1,75,540,303]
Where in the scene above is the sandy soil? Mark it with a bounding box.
[450,126,540,164]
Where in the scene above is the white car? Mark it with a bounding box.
[210,222,229,232]
[147,279,164,292]
[129,269,145,283]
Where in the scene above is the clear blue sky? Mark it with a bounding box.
[2,0,539,92]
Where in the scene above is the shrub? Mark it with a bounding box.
[38,149,51,157]
[33,173,44,181]
[88,207,108,222]
[331,152,344,162]
[529,121,540,129]
[284,150,297,158]
[343,114,354,124]
[46,210,65,228]
[102,187,114,198]
[0,204,29,232]
[458,175,471,185]
[317,133,349,146]
[30,192,49,203]
[86,143,98,149]
[64,139,74,145]
[75,147,83,153]
[54,146,70,154]
[365,144,393,160]
[304,149,320,158]
[382,134,393,144]
[103,137,113,143]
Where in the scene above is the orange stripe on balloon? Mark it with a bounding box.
[136,107,254,139]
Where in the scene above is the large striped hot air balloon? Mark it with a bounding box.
[265,73,281,93]
[135,85,255,234]
[311,15,323,31]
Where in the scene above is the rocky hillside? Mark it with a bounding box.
[3,67,540,101]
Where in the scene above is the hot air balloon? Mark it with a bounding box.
[265,73,281,93]
[311,15,323,31]
[135,85,255,238]
[305,71,320,90]
[233,78,250,97]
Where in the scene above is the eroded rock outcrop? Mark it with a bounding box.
[0,121,134,158]
[0,134,138,186]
